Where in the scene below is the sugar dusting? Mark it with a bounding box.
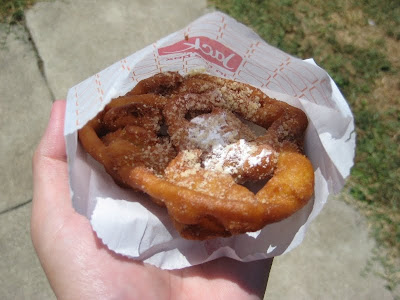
[204,139,273,175]
[163,77,281,185]
[185,110,274,177]
[188,112,239,151]
[248,149,272,166]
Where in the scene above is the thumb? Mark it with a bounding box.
[31,100,74,246]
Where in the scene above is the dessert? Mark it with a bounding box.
[79,72,314,239]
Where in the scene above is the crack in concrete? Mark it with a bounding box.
[0,21,52,216]
[23,19,56,101]
[0,199,32,215]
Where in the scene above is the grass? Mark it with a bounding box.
[210,0,400,294]
[0,0,38,24]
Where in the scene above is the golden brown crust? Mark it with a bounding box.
[78,72,314,240]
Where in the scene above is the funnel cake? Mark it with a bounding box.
[78,72,314,240]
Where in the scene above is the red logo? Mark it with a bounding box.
[158,36,242,72]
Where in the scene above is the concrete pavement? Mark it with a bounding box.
[0,0,396,298]
[0,24,54,299]
[26,0,208,100]
[265,195,392,299]
[0,25,52,213]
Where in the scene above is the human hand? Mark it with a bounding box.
[32,100,272,299]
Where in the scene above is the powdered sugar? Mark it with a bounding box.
[203,139,273,175]
[248,149,273,166]
[187,112,239,151]
[186,111,273,176]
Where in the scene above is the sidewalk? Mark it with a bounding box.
[0,0,395,298]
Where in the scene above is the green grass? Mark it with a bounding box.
[0,0,38,24]
[210,0,399,293]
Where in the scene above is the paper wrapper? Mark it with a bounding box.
[65,12,355,270]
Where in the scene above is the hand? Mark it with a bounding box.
[32,100,272,300]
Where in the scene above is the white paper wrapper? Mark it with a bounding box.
[65,12,355,270]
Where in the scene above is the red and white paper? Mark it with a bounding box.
[65,12,355,269]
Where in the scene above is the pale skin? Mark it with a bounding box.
[31,100,273,300]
